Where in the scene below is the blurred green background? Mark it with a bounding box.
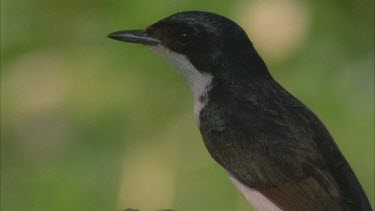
[1,0,374,210]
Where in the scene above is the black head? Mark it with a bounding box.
[109,11,269,78]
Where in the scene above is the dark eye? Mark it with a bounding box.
[177,31,192,43]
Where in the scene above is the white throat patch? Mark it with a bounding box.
[149,45,213,124]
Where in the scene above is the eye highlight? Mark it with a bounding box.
[177,31,192,44]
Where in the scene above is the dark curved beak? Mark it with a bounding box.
[107,30,160,46]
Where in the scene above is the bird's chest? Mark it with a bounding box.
[198,102,227,135]
[198,102,283,211]
[198,102,252,163]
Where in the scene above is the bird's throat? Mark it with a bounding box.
[149,45,213,124]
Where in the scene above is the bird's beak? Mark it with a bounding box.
[107,30,160,46]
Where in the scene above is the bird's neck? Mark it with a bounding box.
[149,44,272,124]
[149,45,214,123]
[221,47,271,81]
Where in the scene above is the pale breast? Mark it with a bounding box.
[228,173,282,211]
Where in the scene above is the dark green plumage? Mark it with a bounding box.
[109,11,372,211]
[200,74,371,210]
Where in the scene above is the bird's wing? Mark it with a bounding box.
[200,83,371,211]
[272,84,372,211]
[231,144,345,211]
[201,120,345,210]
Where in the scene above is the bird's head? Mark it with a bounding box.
[110,11,267,73]
[109,11,269,102]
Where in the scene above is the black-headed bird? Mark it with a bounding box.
[108,11,372,211]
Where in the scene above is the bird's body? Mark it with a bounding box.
[109,11,372,211]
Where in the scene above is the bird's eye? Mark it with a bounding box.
[177,31,192,44]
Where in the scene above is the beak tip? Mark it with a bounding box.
[107,33,118,40]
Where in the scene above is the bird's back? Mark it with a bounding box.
[199,78,372,211]
[272,81,372,210]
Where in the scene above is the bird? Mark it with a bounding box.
[108,11,372,211]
